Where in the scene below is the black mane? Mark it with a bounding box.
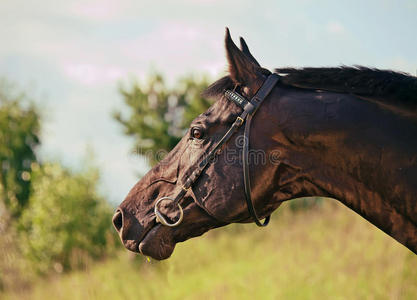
[202,75,235,99]
[203,66,417,111]
[276,66,417,111]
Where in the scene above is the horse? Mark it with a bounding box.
[112,28,417,260]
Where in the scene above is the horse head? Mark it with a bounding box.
[112,29,286,259]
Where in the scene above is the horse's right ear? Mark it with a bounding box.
[225,28,261,87]
[239,37,260,67]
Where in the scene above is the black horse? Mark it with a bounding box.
[113,29,417,260]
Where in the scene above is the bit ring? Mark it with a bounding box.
[154,197,184,227]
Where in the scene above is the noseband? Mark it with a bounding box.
[154,73,280,227]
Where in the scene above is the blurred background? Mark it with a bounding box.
[0,0,416,299]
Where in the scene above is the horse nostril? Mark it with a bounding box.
[112,209,123,233]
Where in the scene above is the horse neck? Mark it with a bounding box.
[261,85,417,253]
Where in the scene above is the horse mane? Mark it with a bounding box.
[276,66,417,111]
[203,66,417,111]
[202,75,235,99]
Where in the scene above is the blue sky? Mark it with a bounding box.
[1,0,416,204]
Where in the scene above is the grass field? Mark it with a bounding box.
[3,199,417,300]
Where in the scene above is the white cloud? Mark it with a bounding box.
[118,22,224,81]
[62,62,126,86]
[70,0,127,21]
[326,21,345,34]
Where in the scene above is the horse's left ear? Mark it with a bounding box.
[225,28,263,88]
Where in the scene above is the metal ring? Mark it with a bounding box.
[154,197,184,227]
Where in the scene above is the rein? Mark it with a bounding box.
[154,73,280,227]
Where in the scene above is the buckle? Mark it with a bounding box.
[235,116,244,126]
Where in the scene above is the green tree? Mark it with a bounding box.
[113,73,212,165]
[0,80,41,290]
[19,162,114,274]
[0,81,40,218]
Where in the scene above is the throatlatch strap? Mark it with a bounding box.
[241,73,279,226]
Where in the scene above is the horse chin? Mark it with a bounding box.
[138,224,176,260]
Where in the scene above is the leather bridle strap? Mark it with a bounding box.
[233,74,280,226]
[154,73,280,227]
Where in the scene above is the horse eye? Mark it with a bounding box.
[191,127,203,139]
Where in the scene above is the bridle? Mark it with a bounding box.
[154,73,280,227]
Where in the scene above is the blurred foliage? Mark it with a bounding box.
[288,197,322,212]
[18,162,115,275]
[0,80,118,287]
[0,79,120,293]
[0,81,40,218]
[0,214,26,292]
[113,73,212,166]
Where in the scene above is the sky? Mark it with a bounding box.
[1,0,416,204]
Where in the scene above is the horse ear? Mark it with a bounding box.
[239,37,261,67]
[225,28,260,86]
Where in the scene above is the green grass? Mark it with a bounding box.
[3,199,417,300]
